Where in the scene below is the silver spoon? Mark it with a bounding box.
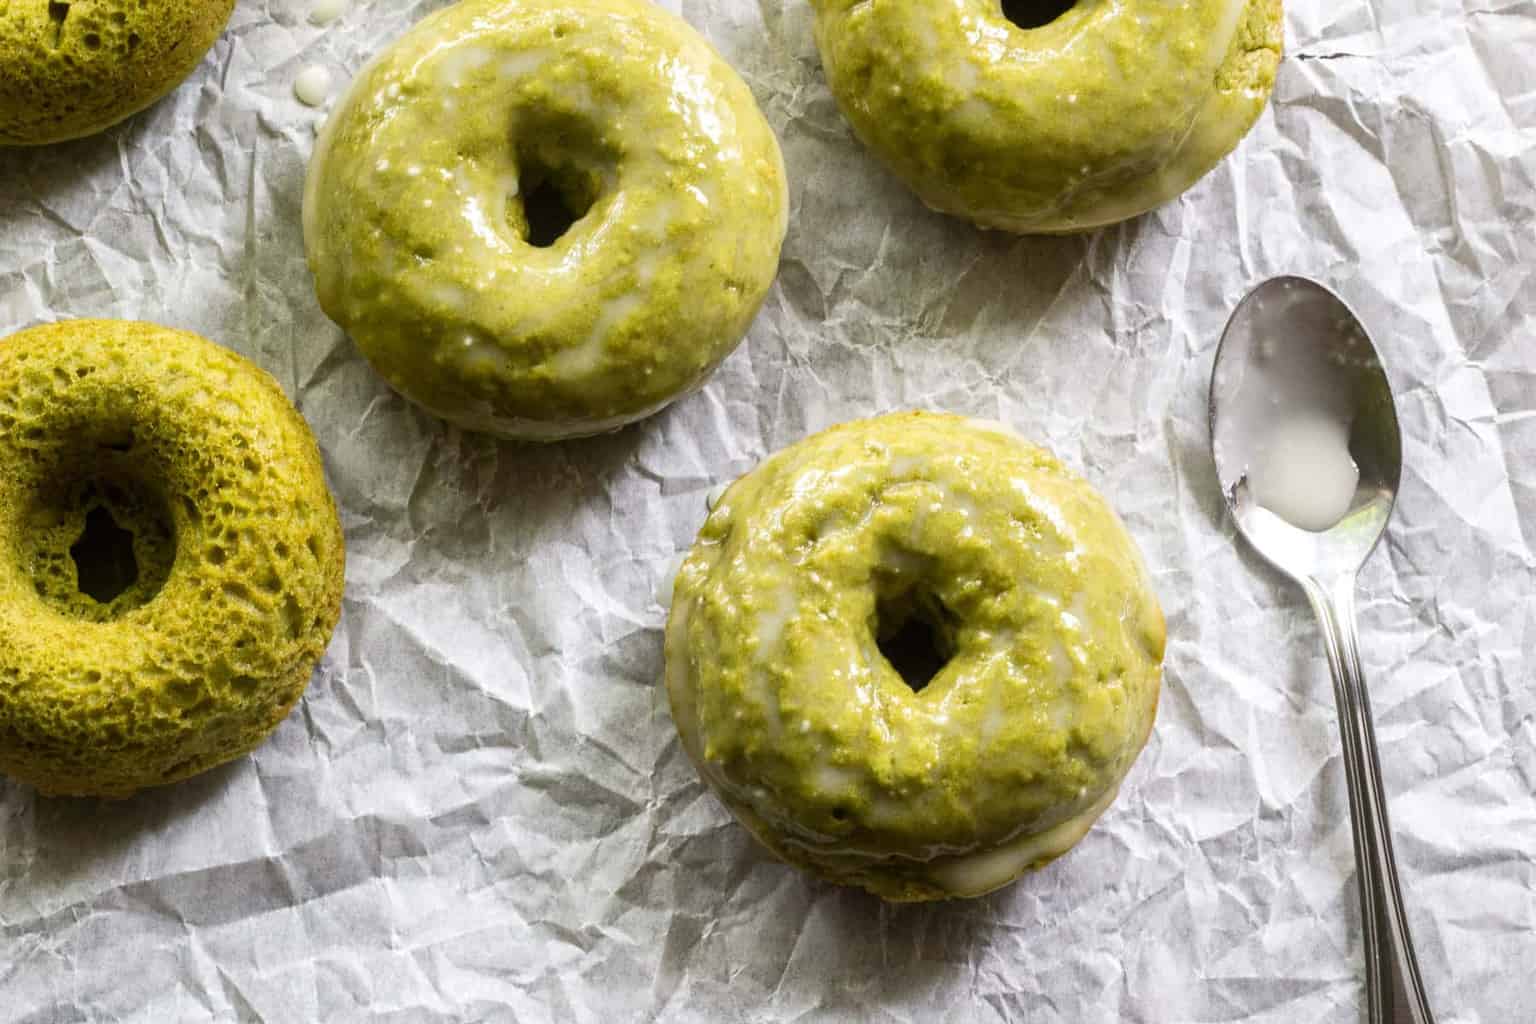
[1209,276,1435,1024]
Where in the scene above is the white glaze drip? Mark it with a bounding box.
[928,783,1118,896]
[309,0,348,25]
[294,66,333,108]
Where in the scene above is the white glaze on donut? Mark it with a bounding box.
[303,0,788,439]
[809,0,1282,232]
[928,782,1119,896]
[666,413,1165,900]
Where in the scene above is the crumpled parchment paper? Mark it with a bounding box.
[2,1,1533,1020]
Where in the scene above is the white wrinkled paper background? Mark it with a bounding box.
[2,0,1533,1019]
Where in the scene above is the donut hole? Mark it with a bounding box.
[70,505,139,604]
[1000,0,1076,30]
[874,587,957,694]
[19,444,177,621]
[515,158,600,248]
[510,116,614,249]
[64,481,174,617]
[521,174,587,248]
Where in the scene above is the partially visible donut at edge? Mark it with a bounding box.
[303,0,789,441]
[810,0,1284,232]
[0,0,236,146]
[0,320,346,798]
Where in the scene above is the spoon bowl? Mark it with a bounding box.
[1209,276,1435,1024]
[1211,275,1402,580]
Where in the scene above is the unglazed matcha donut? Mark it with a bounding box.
[0,321,345,798]
[0,0,235,146]
[810,0,1283,232]
[304,0,788,440]
[665,413,1165,900]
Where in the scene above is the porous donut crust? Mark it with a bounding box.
[666,412,1165,901]
[304,0,789,440]
[0,0,235,146]
[0,321,345,798]
[810,0,1284,232]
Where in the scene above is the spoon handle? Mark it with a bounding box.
[1304,575,1436,1024]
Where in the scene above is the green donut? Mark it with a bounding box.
[809,0,1283,232]
[0,0,235,146]
[304,0,789,440]
[665,412,1165,901]
[0,321,345,798]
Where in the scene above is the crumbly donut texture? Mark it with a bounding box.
[304,0,788,440]
[665,413,1165,901]
[0,0,235,146]
[810,0,1283,232]
[0,321,345,798]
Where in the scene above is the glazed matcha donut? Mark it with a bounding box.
[0,321,345,798]
[304,0,788,440]
[0,0,235,146]
[665,413,1165,900]
[809,0,1283,232]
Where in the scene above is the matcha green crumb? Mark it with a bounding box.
[666,413,1165,900]
[303,0,788,439]
[0,320,346,797]
[809,0,1283,232]
[0,0,235,146]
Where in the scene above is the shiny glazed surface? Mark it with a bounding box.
[810,0,1283,232]
[665,412,1165,900]
[0,0,235,146]
[303,0,789,440]
[0,321,346,797]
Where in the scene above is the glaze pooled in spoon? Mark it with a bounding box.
[1212,279,1373,533]
[1247,409,1359,532]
